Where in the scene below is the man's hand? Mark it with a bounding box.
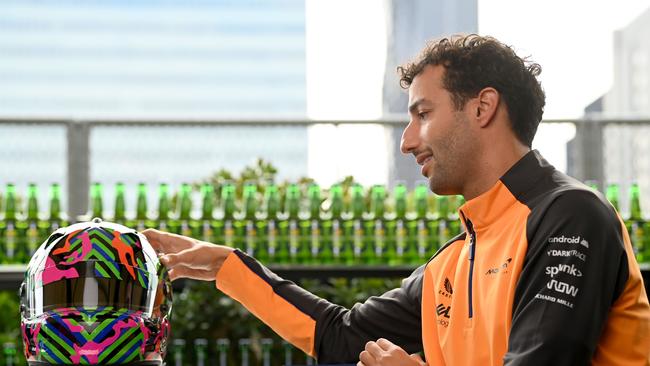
[358,338,426,366]
[142,229,233,282]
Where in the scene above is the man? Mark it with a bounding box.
[144,35,650,365]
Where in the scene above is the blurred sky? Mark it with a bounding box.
[479,0,650,119]
[307,0,650,120]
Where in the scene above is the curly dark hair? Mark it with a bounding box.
[397,34,545,147]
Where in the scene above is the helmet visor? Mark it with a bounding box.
[28,260,158,317]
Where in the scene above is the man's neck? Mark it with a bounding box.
[461,144,530,201]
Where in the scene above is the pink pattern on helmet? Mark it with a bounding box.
[41,257,79,286]
[70,317,138,364]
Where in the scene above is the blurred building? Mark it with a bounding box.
[0,0,308,215]
[581,6,650,216]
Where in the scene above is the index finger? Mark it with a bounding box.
[142,229,194,253]
[376,338,395,351]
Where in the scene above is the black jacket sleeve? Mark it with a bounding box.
[314,265,424,363]
[504,189,629,365]
[220,250,424,364]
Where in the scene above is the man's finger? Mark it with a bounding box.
[358,350,375,366]
[142,229,194,253]
[365,340,384,358]
[159,253,179,268]
[376,338,395,351]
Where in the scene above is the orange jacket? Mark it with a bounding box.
[216,151,650,365]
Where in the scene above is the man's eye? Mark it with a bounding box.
[418,112,428,119]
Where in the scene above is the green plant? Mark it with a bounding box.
[0,290,25,365]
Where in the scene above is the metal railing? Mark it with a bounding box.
[1,117,649,220]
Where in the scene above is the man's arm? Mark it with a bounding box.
[504,190,629,365]
[216,250,424,364]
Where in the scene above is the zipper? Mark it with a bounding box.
[461,212,476,319]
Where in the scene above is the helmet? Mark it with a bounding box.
[20,218,172,365]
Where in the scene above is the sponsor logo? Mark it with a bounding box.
[435,303,451,328]
[534,293,574,309]
[485,257,512,275]
[438,277,453,298]
[545,263,583,278]
[548,235,589,248]
[436,304,451,318]
[444,278,453,294]
[547,279,579,297]
[547,249,587,261]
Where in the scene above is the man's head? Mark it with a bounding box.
[399,34,545,196]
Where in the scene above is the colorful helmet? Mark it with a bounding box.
[20,218,172,365]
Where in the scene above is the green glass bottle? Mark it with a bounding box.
[172,338,185,366]
[220,183,237,248]
[627,183,648,263]
[194,338,207,366]
[348,183,366,264]
[23,183,41,261]
[3,184,18,263]
[48,183,68,232]
[387,183,409,266]
[324,184,345,264]
[260,184,281,263]
[133,183,150,231]
[303,184,323,264]
[413,183,431,262]
[239,338,251,366]
[282,340,294,366]
[240,183,258,256]
[283,184,301,263]
[157,183,171,232]
[367,185,386,264]
[261,338,273,366]
[200,184,215,242]
[436,195,451,253]
[113,182,127,225]
[3,342,16,366]
[216,338,230,366]
[606,183,620,212]
[177,183,194,237]
[90,182,104,219]
[16,183,43,263]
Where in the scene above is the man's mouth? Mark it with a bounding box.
[415,153,433,177]
[416,153,432,166]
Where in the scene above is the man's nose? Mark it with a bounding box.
[400,120,418,154]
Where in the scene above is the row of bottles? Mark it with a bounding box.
[0,182,649,265]
[0,182,463,265]
[0,183,67,264]
[169,338,315,366]
[119,181,462,265]
[602,183,650,264]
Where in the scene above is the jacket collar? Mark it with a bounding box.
[458,150,552,230]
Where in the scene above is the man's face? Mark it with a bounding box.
[400,65,474,195]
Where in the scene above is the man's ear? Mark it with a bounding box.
[475,87,499,128]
